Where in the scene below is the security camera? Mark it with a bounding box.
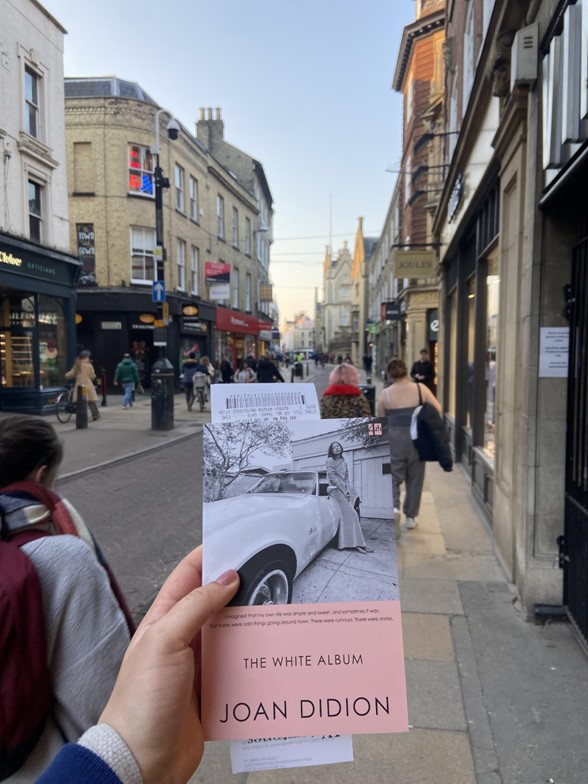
[166,118,180,141]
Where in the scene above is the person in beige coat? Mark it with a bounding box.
[65,351,100,420]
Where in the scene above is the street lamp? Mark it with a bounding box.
[149,108,179,431]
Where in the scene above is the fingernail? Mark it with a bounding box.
[215,569,238,586]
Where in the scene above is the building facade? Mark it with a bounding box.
[391,0,446,378]
[322,242,353,357]
[0,0,80,413]
[432,0,588,645]
[64,82,273,388]
[350,217,377,367]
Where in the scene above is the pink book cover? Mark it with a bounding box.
[201,417,408,741]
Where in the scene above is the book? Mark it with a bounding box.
[201,415,408,741]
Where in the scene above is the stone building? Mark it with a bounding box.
[321,242,353,358]
[433,0,588,644]
[390,0,445,375]
[0,0,80,413]
[350,217,377,367]
[64,80,273,388]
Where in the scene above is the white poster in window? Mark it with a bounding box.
[539,327,569,377]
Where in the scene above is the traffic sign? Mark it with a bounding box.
[152,281,166,303]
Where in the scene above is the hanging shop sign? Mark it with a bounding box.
[448,173,464,223]
[205,261,231,283]
[381,301,402,321]
[394,250,436,277]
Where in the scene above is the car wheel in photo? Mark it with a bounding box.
[240,559,293,605]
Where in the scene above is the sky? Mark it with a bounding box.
[43,0,415,327]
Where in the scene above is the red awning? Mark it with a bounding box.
[216,306,271,335]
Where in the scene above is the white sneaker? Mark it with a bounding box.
[405,517,417,529]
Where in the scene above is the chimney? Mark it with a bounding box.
[196,106,225,151]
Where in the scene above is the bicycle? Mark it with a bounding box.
[55,385,76,423]
[193,372,207,412]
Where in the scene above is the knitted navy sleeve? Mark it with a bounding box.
[36,743,122,784]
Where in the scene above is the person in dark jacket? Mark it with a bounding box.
[113,353,140,409]
[410,349,435,390]
[256,351,284,383]
[220,357,233,383]
[181,353,207,410]
[376,358,442,532]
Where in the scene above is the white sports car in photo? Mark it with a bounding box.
[204,470,360,605]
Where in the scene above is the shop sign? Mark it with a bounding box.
[77,224,97,286]
[394,250,436,277]
[181,317,205,334]
[205,261,231,283]
[259,330,273,341]
[131,323,154,330]
[216,306,271,335]
[427,308,439,342]
[259,283,273,302]
[139,313,155,324]
[101,321,122,330]
[209,282,230,301]
[0,248,73,285]
[448,173,464,223]
[381,301,402,321]
[153,326,167,347]
[75,313,83,325]
[183,305,199,316]
[272,329,281,340]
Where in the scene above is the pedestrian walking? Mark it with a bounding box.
[410,348,435,390]
[114,353,140,409]
[320,363,372,418]
[65,350,100,421]
[234,361,256,383]
[256,350,285,383]
[0,416,132,781]
[181,353,207,411]
[220,356,233,383]
[376,358,442,532]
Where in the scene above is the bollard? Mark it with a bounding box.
[151,357,175,431]
[101,369,108,407]
[291,367,295,382]
[76,384,88,429]
[306,362,309,376]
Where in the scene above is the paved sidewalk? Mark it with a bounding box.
[3,367,587,781]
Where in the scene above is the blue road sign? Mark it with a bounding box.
[152,281,166,303]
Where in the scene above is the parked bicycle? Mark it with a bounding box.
[193,372,207,412]
[55,384,76,423]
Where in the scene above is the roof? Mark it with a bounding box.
[392,10,445,92]
[363,237,378,258]
[64,77,157,105]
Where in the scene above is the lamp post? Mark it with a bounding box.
[150,108,179,431]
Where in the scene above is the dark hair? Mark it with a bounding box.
[0,415,64,489]
[387,358,408,379]
[189,352,196,359]
[327,441,344,458]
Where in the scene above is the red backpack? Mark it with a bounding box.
[0,483,135,780]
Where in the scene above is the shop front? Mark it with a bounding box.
[214,306,272,369]
[441,176,499,517]
[0,232,80,413]
[76,289,216,393]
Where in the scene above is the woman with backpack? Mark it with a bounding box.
[0,416,133,781]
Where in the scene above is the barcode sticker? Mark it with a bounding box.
[211,383,320,423]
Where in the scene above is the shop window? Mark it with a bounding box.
[245,273,252,311]
[232,207,239,248]
[128,144,154,196]
[28,180,43,243]
[232,266,239,309]
[245,218,252,256]
[24,65,40,139]
[175,164,185,212]
[0,293,65,389]
[484,252,499,458]
[217,195,225,240]
[177,238,186,291]
[189,177,199,221]
[38,295,67,387]
[191,246,199,295]
[131,227,156,283]
[466,276,476,430]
